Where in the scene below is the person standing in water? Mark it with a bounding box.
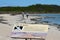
[26,13,29,18]
[22,12,24,19]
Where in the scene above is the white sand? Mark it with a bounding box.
[0,14,60,40]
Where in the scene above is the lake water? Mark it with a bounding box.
[30,14,60,25]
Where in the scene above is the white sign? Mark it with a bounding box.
[11,23,48,39]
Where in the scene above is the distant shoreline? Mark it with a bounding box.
[0,4,60,13]
[0,11,60,15]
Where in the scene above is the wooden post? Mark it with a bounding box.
[25,38,28,40]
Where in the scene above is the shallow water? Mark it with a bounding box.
[30,14,60,24]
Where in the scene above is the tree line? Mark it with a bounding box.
[0,4,60,13]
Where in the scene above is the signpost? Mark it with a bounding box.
[11,23,48,40]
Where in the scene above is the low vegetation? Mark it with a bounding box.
[0,4,60,13]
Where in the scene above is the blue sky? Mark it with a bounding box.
[0,0,60,7]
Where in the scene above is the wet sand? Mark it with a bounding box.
[0,14,60,40]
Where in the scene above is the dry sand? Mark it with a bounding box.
[0,14,60,40]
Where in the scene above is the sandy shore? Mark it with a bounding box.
[0,14,60,40]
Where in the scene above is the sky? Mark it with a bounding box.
[0,0,60,7]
